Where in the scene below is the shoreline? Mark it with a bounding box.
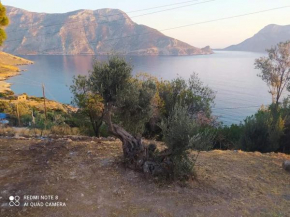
[0,70,20,93]
[0,52,33,93]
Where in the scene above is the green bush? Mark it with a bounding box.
[20,114,32,127]
[99,123,109,137]
[4,90,14,96]
[0,101,10,112]
[278,98,290,153]
[160,104,215,180]
[114,77,156,135]
[214,124,243,150]
[239,107,284,153]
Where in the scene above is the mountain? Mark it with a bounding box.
[224,24,290,52]
[2,6,212,56]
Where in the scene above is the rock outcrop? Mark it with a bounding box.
[283,160,290,172]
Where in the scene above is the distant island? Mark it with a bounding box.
[224,24,290,52]
[1,6,213,56]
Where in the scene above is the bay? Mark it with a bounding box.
[7,51,275,125]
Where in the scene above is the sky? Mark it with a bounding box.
[3,0,290,48]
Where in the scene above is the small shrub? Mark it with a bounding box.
[20,114,32,127]
[160,104,214,180]
[99,123,109,137]
[18,128,31,137]
[28,128,42,137]
[28,96,43,102]
[214,124,243,150]
[0,126,16,137]
[171,153,196,181]
[0,101,10,112]
[50,125,80,136]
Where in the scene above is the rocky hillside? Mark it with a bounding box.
[224,24,290,52]
[2,6,212,56]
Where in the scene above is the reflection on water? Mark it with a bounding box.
[7,51,274,125]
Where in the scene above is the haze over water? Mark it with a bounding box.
[7,51,273,125]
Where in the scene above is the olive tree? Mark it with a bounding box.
[159,74,215,118]
[89,56,156,169]
[86,55,216,179]
[70,75,104,137]
[114,77,156,135]
[145,73,216,138]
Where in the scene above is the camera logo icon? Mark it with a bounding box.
[9,196,20,207]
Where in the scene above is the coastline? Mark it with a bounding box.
[0,52,33,93]
[0,52,77,113]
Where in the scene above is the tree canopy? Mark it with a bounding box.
[0,3,9,46]
[70,55,216,179]
[255,41,290,107]
[70,75,104,137]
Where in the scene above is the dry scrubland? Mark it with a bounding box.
[0,138,289,217]
[0,52,33,92]
[0,97,76,113]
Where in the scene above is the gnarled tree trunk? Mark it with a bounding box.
[104,103,146,170]
[103,102,172,177]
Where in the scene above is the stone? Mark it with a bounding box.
[282,161,290,172]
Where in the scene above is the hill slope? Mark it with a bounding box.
[0,137,289,217]
[0,51,33,66]
[0,51,33,92]
[2,6,212,56]
[224,24,290,52]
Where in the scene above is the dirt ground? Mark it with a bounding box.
[0,138,289,217]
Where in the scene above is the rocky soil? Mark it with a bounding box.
[0,137,289,217]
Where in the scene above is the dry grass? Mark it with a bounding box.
[0,138,289,217]
[0,64,20,74]
[0,52,33,66]
[0,98,75,113]
[0,126,80,137]
[0,126,17,137]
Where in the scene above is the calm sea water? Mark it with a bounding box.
[7,51,274,125]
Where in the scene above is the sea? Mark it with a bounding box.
[7,51,276,125]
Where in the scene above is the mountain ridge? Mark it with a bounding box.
[224,24,290,52]
[2,6,213,56]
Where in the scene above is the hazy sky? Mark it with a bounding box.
[3,0,290,48]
